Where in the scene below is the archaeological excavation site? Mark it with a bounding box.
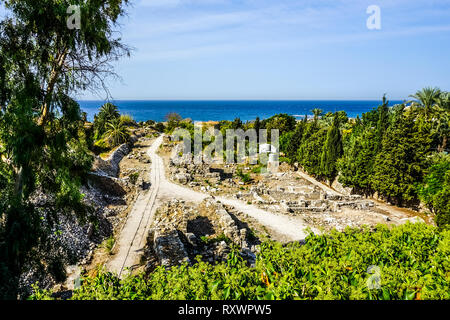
[130,134,427,273]
[18,125,431,300]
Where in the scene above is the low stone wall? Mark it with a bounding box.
[280,196,375,214]
[153,226,190,267]
[87,172,129,197]
[92,132,144,178]
[213,202,247,247]
[92,143,130,177]
[331,177,353,196]
[147,199,256,268]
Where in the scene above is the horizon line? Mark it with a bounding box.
[77,98,406,102]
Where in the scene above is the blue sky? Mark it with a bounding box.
[2,0,450,100]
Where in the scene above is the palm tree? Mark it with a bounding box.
[98,102,120,121]
[104,118,129,147]
[409,87,442,118]
[312,108,323,122]
[435,92,450,112]
[94,103,120,139]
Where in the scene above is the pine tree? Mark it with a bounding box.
[338,126,376,194]
[371,108,433,204]
[285,122,304,162]
[297,127,327,177]
[254,117,260,143]
[375,95,390,153]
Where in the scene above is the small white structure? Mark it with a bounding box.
[258,143,279,173]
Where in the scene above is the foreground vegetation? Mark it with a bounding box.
[31,223,449,300]
[0,0,131,299]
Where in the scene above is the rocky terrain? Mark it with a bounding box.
[25,129,428,298]
[163,139,425,233]
[17,128,158,297]
[143,197,259,272]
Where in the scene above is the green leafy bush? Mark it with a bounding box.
[31,223,450,300]
[236,168,252,184]
[154,122,166,133]
[102,236,116,255]
[200,233,232,245]
[120,114,136,126]
[417,154,450,228]
[129,172,140,185]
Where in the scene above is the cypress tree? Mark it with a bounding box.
[320,113,343,182]
[375,95,389,153]
[338,127,376,194]
[254,117,260,143]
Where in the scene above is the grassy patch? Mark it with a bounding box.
[129,172,140,185]
[101,236,115,255]
[200,233,232,245]
[236,168,252,183]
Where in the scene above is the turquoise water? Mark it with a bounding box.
[79,100,404,122]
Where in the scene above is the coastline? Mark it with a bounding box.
[79,99,403,123]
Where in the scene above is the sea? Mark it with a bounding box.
[78,100,405,123]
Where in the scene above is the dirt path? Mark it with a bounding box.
[108,135,316,276]
[216,197,316,241]
[153,136,313,240]
[106,136,162,277]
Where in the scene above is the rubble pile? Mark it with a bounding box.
[146,198,258,270]
[170,162,225,186]
[18,183,125,297]
[245,182,375,215]
[159,140,418,239]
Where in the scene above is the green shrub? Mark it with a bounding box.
[236,168,251,183]
[155,122,166,133]
[129,172,140,185]
[120,114,136,126]
[251,165,264,174]
[279,157,291,164]
[102,236,116,255]
[201,233,232,245]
